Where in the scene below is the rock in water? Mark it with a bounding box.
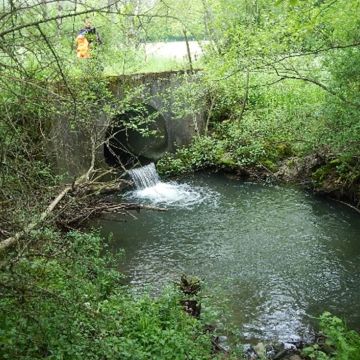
[179,274,201,295]
[254,343,266,358]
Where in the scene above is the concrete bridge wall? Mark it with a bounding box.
[53,70,205,176]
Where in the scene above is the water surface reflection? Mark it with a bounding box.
[93,173,360,341]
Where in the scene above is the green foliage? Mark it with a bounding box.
[0,230,212,359]
[158,113,299,176]
[0,47,115,233]
[302,312,360,360]
[141,0,207,42]
[158,136,225,175]
[157,0,360,195]
[312,155,360,190]
[1,2,360,356]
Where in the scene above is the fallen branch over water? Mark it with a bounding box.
[58,200,167,229]
[332,199,360,215]
[0,171,163,253]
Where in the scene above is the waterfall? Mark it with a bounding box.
[126,163,207,207]
[128,163,160,190]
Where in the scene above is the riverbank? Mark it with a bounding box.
[94,169,360,359]
[1,165,359,359]
[157,133,360,212]
[1,229,359,360]
[224,152,360,211]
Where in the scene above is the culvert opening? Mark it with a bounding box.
[104,104,168,168]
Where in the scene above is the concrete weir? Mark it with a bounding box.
[53,70,205,176]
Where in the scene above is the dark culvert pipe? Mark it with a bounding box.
[104,104,168,168]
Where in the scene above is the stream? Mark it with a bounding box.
[91,168,360,342]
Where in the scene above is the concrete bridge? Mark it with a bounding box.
[53,70,205,176]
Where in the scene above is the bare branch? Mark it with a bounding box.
[0,2,183,38]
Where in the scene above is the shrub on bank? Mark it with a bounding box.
[302,312,360,360]
[0,230,212,360]
[157,118,296,177]
[1,230,360,359]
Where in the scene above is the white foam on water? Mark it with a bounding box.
[125,181,211,208]
[127,163,218,208]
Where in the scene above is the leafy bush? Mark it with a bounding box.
[158,136,225,175]
[158,116,297,176]
[0,230,212,360]
[302,312,360,360]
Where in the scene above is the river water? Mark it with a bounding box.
[93,171,360,342]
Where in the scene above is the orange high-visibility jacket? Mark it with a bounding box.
[76,34,90,58]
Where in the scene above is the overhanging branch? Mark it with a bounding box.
[0,3,183,38]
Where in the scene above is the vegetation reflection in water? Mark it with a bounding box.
[94,173,360,342]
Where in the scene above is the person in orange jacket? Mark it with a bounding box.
[76,33,90,58]
[75,18,102,59]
